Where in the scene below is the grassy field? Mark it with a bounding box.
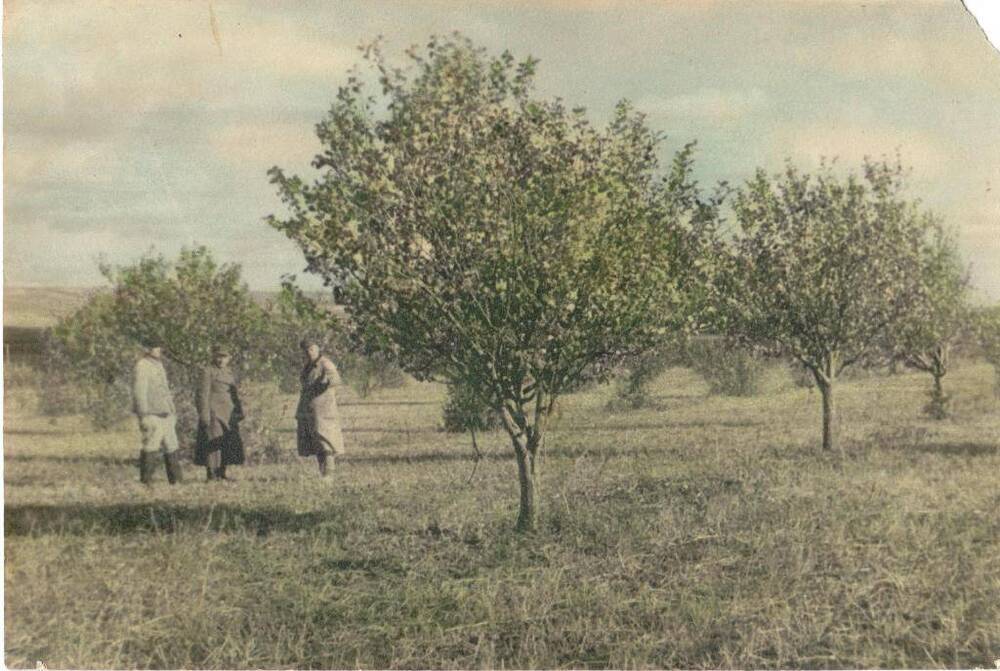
[4,362,999,669]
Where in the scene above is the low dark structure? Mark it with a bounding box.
[3,326,47,366]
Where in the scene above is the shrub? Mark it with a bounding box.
[340,351,407,399]
[686,337,767,397]
[41,249,274,441]
[609,343,686,410]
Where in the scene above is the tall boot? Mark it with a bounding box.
[164,451,184,485]
[139,451,156,485]
[206,450,221,482]
[317,452,328,477]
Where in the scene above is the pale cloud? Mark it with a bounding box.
[4,0,999,299]
[771,121,951,181]
[4,1,358,126]
[637,88,767,122]
[4,219,144,286]
[791,18,1000,93]
[209,121,319,170]
[5,136,122,188]
[963,199,1000,247]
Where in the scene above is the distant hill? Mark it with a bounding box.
[3,287,96,328]
[3,286,340,329]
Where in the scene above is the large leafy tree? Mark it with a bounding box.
[268,35,713,529]
[887,226,971,418]
[721,158,933,453]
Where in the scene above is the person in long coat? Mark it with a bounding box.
[195,348,245,481]
[296,339,345,476]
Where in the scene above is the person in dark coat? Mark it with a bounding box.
[195,348,245,481]
[296,339,345,477]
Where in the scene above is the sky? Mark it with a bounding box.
[3,0,1000,302]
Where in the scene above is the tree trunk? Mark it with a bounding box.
[929,370,947,420]
[512,431,540,532]
[498,392,545,532]
[810,361,837,453]
[818,379,836,453]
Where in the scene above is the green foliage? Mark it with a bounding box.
[268,34,716,528]
[685,337,768,397]
[96,246,268,371]
[39,294,134,425]
[721,157,936,450]
[44,255,404,442]
[46,247,287,442]
[442,380,501,433]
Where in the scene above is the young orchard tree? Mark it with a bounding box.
[48,247,273,432]
[102,246,270,368]
[888,225,971,418]
[722,158,933,453]
[268,36,714,530]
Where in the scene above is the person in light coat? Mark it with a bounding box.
[194,348,245,481]
[296,339,345,476]
[132,337,183,485]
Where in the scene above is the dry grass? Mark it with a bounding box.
[4,363,999,669]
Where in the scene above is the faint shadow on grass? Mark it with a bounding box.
[549,419,763,431]
[4,503,334,537]
[293,418,764,437]
[5,453,136,467]
[339,400,440,407]
[321,557,407,576]
[3,428,99,436]
[899,441,998,458]
[345,440,710,466]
